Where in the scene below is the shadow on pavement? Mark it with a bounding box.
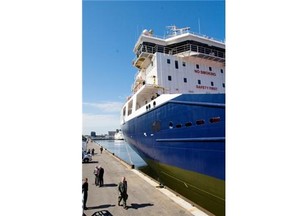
[130,203,154,209]
[82,161,98,164]
[87,204,116,210]
[103,183,117,187]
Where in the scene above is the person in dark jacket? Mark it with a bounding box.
[82,178,88,210]
[118,176,128,209]
[98,165,104,187]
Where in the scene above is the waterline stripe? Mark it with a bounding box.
[171,100,225,108]
[156,137,225,142]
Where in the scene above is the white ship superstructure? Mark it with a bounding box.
[121,26,225,123]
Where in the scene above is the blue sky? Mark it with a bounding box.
[82,1,225,135]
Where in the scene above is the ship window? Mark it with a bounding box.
[169,122,173,129]
[128,100,133,116]
[209,67,212,71]
[198,80,201,84]
[184,78,187,83]
[182,62,186,67]
[122,107,126,116]
[196,64,199,69]
[175,61,178,69]
[168,76,172,81]
[223,83,225,88]
[210,117,220,123]
[221,69,224,73]
[185,122,192,127]
[211,82,214,86]
[167,59,170,64]
[176,124,182,128]
[196,119,205,125]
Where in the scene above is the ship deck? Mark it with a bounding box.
[82,139,213,216]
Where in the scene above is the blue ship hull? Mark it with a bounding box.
[121,93,225,215]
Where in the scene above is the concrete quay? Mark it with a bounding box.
[82,140,211,216]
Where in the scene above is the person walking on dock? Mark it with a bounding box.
[118,176,128,209]
[93,166,99,186]
[82,178,89,210]
[100,146,103,154]
[98,165,104,187]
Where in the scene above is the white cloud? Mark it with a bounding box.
[82,113,121,135]
[83,101,123,113]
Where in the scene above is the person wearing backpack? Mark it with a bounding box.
[118,176,128,209]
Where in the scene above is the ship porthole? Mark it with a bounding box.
[176,124,182,128]
[210,117,220,123]
[196,119,205,125]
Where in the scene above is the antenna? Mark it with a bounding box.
[166,25,190,37]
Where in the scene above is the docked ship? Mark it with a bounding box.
[114,129,124,140]
[120,26,225,216]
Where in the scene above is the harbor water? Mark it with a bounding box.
[95,140,146,168]
[95,139,164,185]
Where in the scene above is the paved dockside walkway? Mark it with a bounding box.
[82,140,210,216]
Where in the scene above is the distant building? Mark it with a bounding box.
[106,131,116,139]
[108,131,116,137]
[91,131,96,137]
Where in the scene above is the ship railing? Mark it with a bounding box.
[171,44,225,59]
[143,30,224,43]
[134,43,225,61]
[134,70,145,81]
[131,81,145,93]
